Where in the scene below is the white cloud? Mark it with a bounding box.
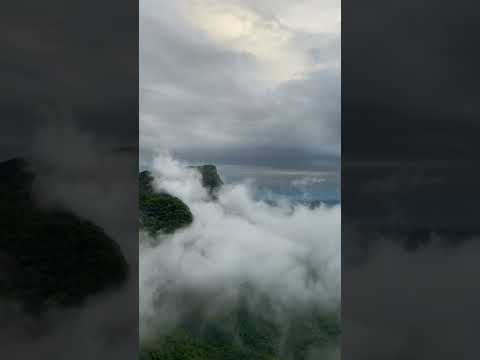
[140,0,340,170]
[186,0,324,84]
[140,155,341,340]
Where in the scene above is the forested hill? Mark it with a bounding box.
[139,164,340,360]
[138,164,224,236]
[0,158,128,310]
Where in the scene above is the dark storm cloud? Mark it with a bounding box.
[141,65,340,171]
[173,146,339,172]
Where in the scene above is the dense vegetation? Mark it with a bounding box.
[140,299,340,360]
[0,158,128,310]
[139,170,193,235]
[139,164,340,359]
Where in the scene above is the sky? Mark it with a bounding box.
[139,0,340,190]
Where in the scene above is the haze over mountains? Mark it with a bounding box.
[139,1,340,358]
[140,0,340,198]
[139,155,341,359]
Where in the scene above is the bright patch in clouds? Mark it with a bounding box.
[186,0,336,84]
[276,0,340,34]
[140,0,340,173]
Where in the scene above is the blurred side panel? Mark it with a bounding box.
[0,0,138,358]
[342,0,480,359]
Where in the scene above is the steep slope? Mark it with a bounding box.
[189,164,223,198]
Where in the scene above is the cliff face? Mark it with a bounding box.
[0,158,128,310]
[189,165,223,196]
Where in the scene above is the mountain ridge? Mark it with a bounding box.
[0,157,128,310]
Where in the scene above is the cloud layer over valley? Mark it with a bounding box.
[140,155,341,347]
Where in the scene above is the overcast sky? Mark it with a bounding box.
[140,0,340,177]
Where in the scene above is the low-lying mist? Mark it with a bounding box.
[0,121,138,359]
[140,155,341,353]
